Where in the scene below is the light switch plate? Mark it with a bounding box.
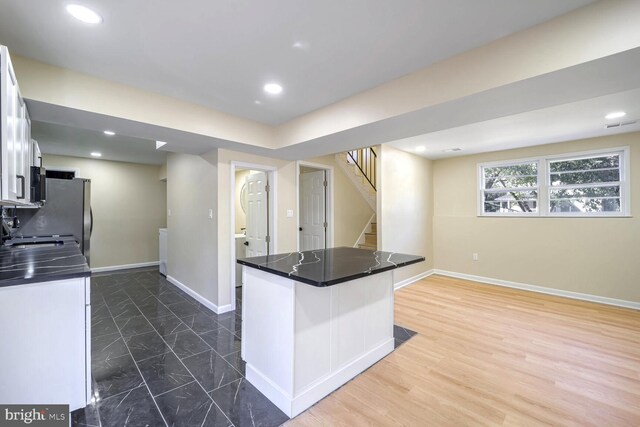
[286,209,294,218]
[208,209,213,219]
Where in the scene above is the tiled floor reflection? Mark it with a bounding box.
[72,268,417,426]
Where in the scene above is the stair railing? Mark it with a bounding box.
[346,147,377,191]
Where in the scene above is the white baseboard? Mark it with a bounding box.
[393,269,434,291]
[246,339,394,418]
[91,261,159,273]
[434,269,640,311]
[166,275,234,315]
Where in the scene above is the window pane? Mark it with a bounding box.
[550,186,620,199]
[549,198,620,213]
[549,154,619,173]
[484,162,537,190]
[484,190,538,213]
[550,169,619,186]
[485,174,537,189]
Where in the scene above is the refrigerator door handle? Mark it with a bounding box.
[90,207,93,237]
[16,175,25,199]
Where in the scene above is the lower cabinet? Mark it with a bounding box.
[0,277,91,411]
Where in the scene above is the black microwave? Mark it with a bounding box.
[30,165,46,203]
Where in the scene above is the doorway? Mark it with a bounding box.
[230,162,276,311]
[297,161,334,251]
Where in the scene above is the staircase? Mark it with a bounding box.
[358,218,377,250]
[335,147,378,250]
[334,147,377,212]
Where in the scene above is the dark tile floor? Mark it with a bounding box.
[71,268,416,427]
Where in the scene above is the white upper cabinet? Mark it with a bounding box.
[1,45,35,205]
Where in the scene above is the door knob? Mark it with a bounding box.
[299,227,303,231]
[243,241,249,246]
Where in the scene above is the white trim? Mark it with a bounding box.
[295,160,335,251]
[230,161,278,313]
[354,212,376,247]
[434,269,640,311]
[166,275,233,314]
[246,339,394,418]
[91,261,159,273]
[393,269,435,291]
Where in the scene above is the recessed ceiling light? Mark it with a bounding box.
[103,130,115,136]
[66,4,103,24]
[292,41,309,49]
[90,152,102,157]
[263,83,283,95]
[605,111,626,120]
[415,146,426,152]
[444,148,462,152]
[254,100,262,105]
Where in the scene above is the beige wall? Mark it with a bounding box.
[379,146,434,283]
[433,132,640,303]
[302,155,374,247]
[166,151,219,304]
[42,154,166,269]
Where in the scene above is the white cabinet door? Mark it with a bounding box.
[1,50,20,202]
[0,45,30,205]
[15,95,28,202]
[0,278,89,411]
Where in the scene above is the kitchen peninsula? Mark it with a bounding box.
[238,246,424,417]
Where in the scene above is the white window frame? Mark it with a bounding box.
[478,146,631,217]
[477,158,541,217]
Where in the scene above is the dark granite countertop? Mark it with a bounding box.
[0,235,90,287]
[237,246,425,287]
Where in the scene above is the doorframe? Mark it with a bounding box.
[296,161,334,251]
[230,161,277,311]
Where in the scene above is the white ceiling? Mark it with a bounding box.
[388,89,640,159]
[31,121,167,165]
[0,0,593,125]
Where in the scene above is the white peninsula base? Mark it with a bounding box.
[241,267,395,418]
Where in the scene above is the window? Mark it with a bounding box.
[481,161,539,215]
[479,147,630,217]
[548,153,623,215]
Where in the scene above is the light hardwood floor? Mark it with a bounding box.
[286,275,640,426]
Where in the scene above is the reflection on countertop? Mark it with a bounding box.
[0,235,90,287]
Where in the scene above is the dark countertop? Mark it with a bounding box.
[237,246,425,287]
[0,235,90,287]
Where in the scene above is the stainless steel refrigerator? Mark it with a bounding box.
[15,178,92,265]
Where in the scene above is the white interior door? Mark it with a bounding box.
[245,171,269,257]
[300,170,326,251]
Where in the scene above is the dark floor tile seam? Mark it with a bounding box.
[131,349,173,363]
[134,300,235,427]
[102,298,170,427]
[176,344,244,380]
[153,379,197,398]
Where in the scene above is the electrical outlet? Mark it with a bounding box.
[286,209,294,218]
[472,253,479,261]
[208,209,213,219]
